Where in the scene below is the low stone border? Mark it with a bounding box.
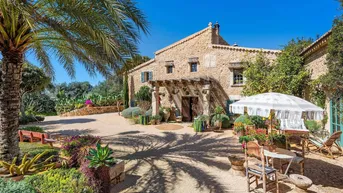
[61,106,124,117]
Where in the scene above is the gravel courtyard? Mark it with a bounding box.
[32,113,343,193]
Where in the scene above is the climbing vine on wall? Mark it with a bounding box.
[319,16,343,100]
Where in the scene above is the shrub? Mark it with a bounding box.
[135,86,152,102]
[239,135,254,144]
[19,115,45,125]
[305,120,321,133]
[0,178,36,193]
[20,126,45,133]
[250,116,267,129]
[121,107,142,118]
[19,142,59,161]
[61,135,100,157]
[24,168,93,193]
[145,108,152,116]
[234,115,253,125]
[268,133,286,148]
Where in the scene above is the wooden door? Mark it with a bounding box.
[182,97,191,122]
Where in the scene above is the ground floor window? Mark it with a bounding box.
[330,98,343,145]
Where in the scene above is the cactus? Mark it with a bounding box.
[0,150,57,176]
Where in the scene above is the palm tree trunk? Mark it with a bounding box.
[0,51,23,161]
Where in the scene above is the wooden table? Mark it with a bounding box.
[263,147,296,175]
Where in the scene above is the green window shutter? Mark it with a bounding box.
[141,72,145,83]
[148,71,153,80]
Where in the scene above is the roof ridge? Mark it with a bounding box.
[211,44,281,54]
[300,29,332,56]
[155,25,211,55]
[128,59,155,73]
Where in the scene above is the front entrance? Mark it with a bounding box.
[182,97,199,122]
[330,99,343,146]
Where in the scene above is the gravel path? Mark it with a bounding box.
[31,113,343,193]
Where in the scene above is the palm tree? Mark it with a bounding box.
[0,0,148,161]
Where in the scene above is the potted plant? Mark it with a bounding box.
[254,133,268,146]
[85,99,93,108]
[267,133,286,149]
[150,115,161,125]
[210,106,229,131]
[234,122,245,137]
[137,101,151,125]
[162,107,171,122]
[86,143,118,193]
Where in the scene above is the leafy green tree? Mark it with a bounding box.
[23,92,56,116]
[135,86,152,102]
[268,38,312,97]
[320,16,343,100]
[242,52,272,96]
[91,77,122,97]
[123,75,129,108]
[0,0,148,161]
[20,63,51,116]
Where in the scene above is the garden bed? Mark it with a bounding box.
[60,106,124,117]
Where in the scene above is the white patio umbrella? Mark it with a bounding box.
[230,92,324,121]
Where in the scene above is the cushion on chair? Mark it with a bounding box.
[248,164,276,175]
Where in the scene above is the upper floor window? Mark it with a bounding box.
[141,71,152,83]
[233,69,244,85]
[167,66,173,74]
[190,63,197,72]
[165,61,174,74]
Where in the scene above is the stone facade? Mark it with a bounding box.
[302,30,331,132]
[128,22,279,117]
[304,44,328,80]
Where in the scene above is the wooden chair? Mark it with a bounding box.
[245,141,279,193]
[308,131,343,158]
[281,136,305,175]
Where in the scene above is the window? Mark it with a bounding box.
[233,69,244,85]
[166,66,173,74]
[190,63,197,72]
[141,71,152,83]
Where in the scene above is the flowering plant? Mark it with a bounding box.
[85,99,93,105]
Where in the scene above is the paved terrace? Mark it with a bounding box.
[31,113,343,193]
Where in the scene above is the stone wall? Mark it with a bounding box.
[61,106,124,117]
[128,23,279,115]
[304,46,328,79]
[304,45,330,131]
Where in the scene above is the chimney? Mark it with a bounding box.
[213,21,220,44]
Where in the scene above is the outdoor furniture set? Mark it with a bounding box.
[231,92,325,193]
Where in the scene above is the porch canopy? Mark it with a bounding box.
[148,76,211,86]
[230,92,324,121]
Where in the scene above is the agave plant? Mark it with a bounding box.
[86,143,116,168]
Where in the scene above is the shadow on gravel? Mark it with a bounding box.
[104,132,242,193]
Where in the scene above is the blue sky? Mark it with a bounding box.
[27,0,341,85]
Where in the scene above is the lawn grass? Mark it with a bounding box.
[19,142,59,160]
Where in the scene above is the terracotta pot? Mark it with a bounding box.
[86,104,93,108]
[151,120,156,125]
[228,155,245,171]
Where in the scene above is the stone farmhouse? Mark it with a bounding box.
[127,22,280,122]
[301,30,343,146]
